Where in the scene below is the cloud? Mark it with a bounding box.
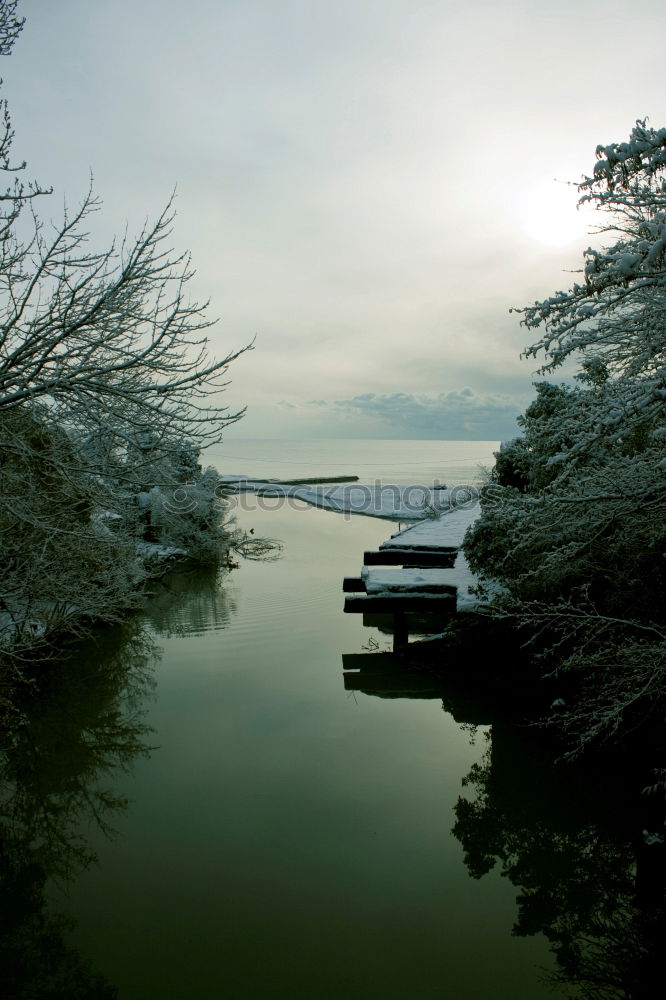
[300,388,526,439]
[9,0,666,442]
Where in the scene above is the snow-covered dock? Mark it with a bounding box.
[379,503,480,551]
[221,471,484,644]
[344,504,482,649]
[218,476,456,521]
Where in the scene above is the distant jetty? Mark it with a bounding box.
[268,476,359,485]
[218,474,359,488]
[217,477,459,521]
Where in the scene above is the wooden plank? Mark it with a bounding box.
[343,672,445,698]
[361,612,395,630]
[344,595,455,614]
[402,557,456,568]
[362,569,457,597]
[381,542,458,552]
[363,549,457,567]
[343,577,366,592]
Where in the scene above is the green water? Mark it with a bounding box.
[3,442,656,997]
[30,502,557,999]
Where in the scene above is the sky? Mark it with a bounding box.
[4,0,666,439]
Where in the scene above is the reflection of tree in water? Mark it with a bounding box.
[143,531,282,638]
[0,537,281,996]
[452,724,665,999]
[0,623,157,998]
[144,563,239,637]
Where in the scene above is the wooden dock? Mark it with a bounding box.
[343,505,480,651]
[362,548,457,567]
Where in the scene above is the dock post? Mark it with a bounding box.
[393,612,409,652]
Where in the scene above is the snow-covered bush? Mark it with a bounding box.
[0,404,144,660]
[134,463,232,565]
[491,438,534,492]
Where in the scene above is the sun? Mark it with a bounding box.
[519,177,595,248]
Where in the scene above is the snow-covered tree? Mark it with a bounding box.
[465,121,666,756]
[0,1,246,665]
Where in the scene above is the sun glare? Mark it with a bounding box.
[519,178,594,248]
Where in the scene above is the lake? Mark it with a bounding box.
[204,438,498,488]
[12,441,620,997]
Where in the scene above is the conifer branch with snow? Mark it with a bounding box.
[465,120,666,757]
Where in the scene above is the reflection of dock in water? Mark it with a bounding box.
[341,502,546,725]
[343,507,666,999]
[343,651,447,699]
[342,646,497,726]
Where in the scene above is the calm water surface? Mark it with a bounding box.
[42,443,560,997]
[205,438,498,486]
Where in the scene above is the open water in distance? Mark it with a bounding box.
[204,438,498,487]
[44,441,562,998]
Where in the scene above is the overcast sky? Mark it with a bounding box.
[5,0,666,439]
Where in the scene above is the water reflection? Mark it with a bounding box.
[142,534,282,637]
[452,724,665,1000]
[0,539,278,997]
[0,623,156,999]
[344,640,665,999]
[144,563,239,636]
